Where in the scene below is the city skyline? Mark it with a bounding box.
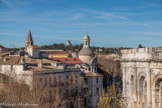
[1,0,162,48]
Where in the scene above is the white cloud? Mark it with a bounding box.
[1,0,14,7]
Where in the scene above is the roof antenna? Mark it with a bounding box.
[29,26,31,31]
[86,26,88,34]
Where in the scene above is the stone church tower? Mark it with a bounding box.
[79,33,97,72]
[25,29,33,50]
[66,40,72,47]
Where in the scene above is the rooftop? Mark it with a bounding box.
[31,45,41,49]
[44,51,69,55]
[0,45,6,49]
[85,72,102,77]
[0,55,60,65]
[53,57,83,64]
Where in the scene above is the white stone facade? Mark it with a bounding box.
[84,72,103,108]
[27,46,40,58]
[121,47,162,108]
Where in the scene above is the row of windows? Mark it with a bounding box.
[39,75,79,87]
[84,78,99,84]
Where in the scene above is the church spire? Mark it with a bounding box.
[26,29,33,43]
[25,29,34,49]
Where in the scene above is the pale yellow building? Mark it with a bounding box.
[42,50,70,58]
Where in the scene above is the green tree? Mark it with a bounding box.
[98,83,126,108]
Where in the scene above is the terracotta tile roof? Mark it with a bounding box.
[53,57,83,64]
[0,55,64,71]
[85,72,103,77]
[45,51,69,54]
[26,65,62,71]
[0,56,60,65]
[0,45,6,49]
[0,56,22,65]
[31,45,41,49]
[0,52,10,57]
[25,58,60,64]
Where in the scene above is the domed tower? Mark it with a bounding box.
[83,33,90,47]
[78,33,94,64]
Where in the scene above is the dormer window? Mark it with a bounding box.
[74,59,77,61]
[65,59,68,61]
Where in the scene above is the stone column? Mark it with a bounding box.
[134,67,137,101]
[159,83,162,108]
[147,69,151,107]
[152,86,155,108]
[123,67,126,96]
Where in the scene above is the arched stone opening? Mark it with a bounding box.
[152,74,162,108]
[154,78,162,108]
[138,76,147,108]
[144,81,147,107]
[131,75,134,96]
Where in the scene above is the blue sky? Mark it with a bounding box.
[0,0,162,48]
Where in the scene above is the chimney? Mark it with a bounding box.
[21,57,25,64]
[4,57,8,61]
[38,60,43,68]
[19,50,25,56]
[28,57,32,61]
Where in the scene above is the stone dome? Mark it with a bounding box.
[84,34,90,40]
[78,33,95,64]
[79,47,94,56]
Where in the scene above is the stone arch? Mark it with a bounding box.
[152,74,162,87]
[137,72,147,108]
[137,72,147,81]
[90,56,97,72]
[131,75,134,96]
[152,74,162,108]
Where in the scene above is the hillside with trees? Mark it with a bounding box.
[41,43,129,55]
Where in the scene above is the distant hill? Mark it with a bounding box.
[41,43,130,55]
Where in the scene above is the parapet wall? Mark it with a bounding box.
[121,47,162,61]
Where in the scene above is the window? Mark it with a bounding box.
[54,77,57,85]
[75,75,78,83]
[66,76,69,80]
[45,77,47,86]
[96,78,99,84]
[88,98,91,104]
[49,91,52,101]
[86,41,88,45]
[49,77,52,87]
[10,65,13,71]
[71,77,73,83]
[0,65,2,71]
[88,68,91,71]
[84,78,88,84]
[96,87,99,94]
[40,78,42,82]
[59,76,62,84]
[66,76,70,84]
